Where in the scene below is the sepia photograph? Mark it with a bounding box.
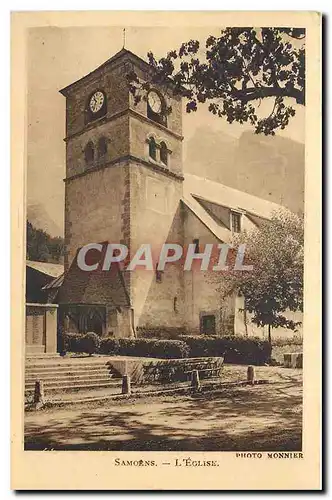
[11,10,321,490]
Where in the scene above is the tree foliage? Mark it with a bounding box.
[220,210,304,340]
[128,28,305,135]
[27,221,64,263]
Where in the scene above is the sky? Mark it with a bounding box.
[27,26,305,236]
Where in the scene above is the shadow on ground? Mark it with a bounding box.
[25,374,302,452]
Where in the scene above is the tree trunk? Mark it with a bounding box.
[268,324,272,344]
[243,306,248,336]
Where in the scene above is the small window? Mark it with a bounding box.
[98,137,107,158]
[201,315,216,335]
[193,239,200,253]
[84,141,94,164]
[160,142,168,166]
[231,212,241,233]
[149,137,157,161]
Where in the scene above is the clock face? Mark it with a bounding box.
[148,91,163,114]
[89,91,105,113]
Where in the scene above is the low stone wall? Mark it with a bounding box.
[107,358,145,383]
[272,343,303,364]
[284,352,303,368]
[107,356,224,384]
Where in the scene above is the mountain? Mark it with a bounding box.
[184,127,238,181]
[27,128,304,238]
[184,128,304,215]
[27,203,63,238]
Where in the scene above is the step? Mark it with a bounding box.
[25,373,114,384]
[25,380,122,396]
[25,376,121,389]
[25,366,113,375]
[25,365,113,375]
[25,360,112,370]
[26,353,61,359]
[25,369,115,378]
[25,370,114,380]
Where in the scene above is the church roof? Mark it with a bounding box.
[182,173,284,241]
[26,260,64,278]
[193,196,231,230]
[42,273,64,290]
[59,48,150,96]
[58,248,130,308]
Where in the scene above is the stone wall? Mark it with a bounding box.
[128,63,182,136]
[272,342,303,364]
[26,303,58,354]
[129,114,183,177]
[66,114,130,179]
[64,165,127,270]
[64,59,129,139]
[107,307,134,339]
[182,207,234,335]
[129,165,184,329]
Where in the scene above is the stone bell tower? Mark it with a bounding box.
[60,48,185,334]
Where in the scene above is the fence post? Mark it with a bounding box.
[122,374,131,395]
[247,366,255,385]
[34,380,45,407]
[191,370,201,391]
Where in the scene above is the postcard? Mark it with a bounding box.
[11,10,321,490]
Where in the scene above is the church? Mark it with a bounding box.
[47,47,301,342]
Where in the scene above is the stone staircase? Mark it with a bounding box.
[25,356,123,403]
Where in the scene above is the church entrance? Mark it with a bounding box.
[60,304,106,337]
[85,311,104,335]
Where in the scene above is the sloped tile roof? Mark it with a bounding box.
[182,173,284,240]
[42,273,64,290]
[183,173,283,218]
[58,248,130,308]
[26,260,64,278]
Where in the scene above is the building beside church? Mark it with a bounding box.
[25,261,63,354]
[26,260,64,304]
[51,47,302,341]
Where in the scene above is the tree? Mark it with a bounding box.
[128,28,305,135]
[26,221,64,263]
[219,210,304,343]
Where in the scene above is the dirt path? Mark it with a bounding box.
[25,367,302,451]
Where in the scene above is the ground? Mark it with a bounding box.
[24,365,302,452]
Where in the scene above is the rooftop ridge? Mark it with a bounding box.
[59,48,150,96]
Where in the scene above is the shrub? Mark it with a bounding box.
[178,335,225,357]
[99,335,272,364]
[136,327,185,339]
[271,335,303,346]
[99,337,189,359]
[99,337,120,355]
[64,332,101,355]
[179,335,272,365]
[222,336,272,365]
[63,332,80,352]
